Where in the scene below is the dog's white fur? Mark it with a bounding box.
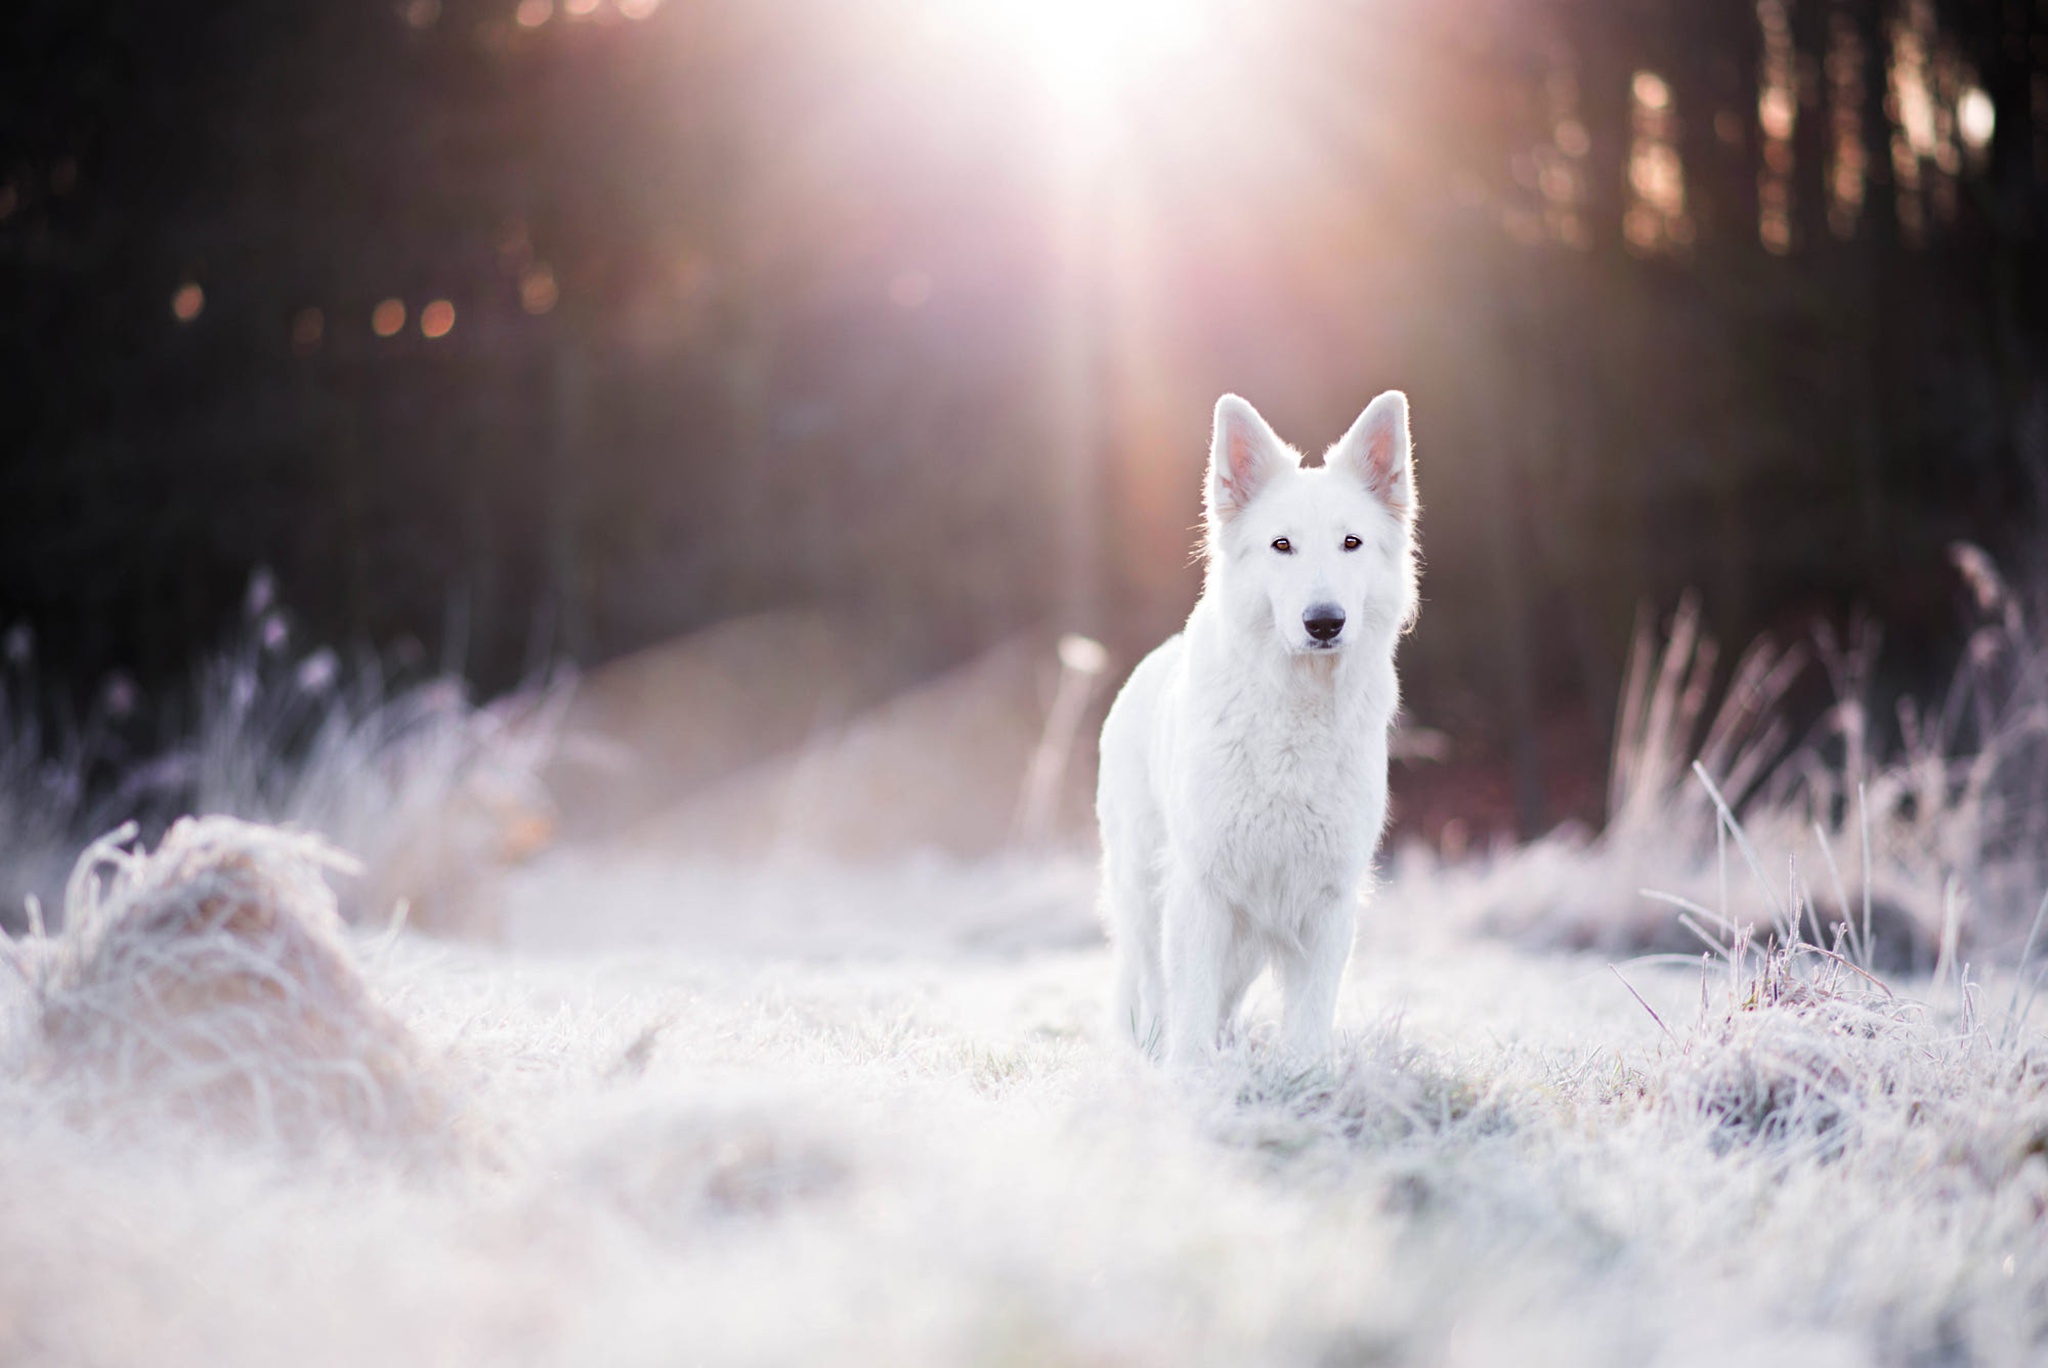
[1096,391,1418,1065]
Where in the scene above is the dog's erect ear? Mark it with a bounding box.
[1207,394,1290,525]
[1328,390,1413,516]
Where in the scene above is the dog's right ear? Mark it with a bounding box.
[1207,394,1288,526]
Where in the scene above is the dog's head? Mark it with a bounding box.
[1202,390,1418,656]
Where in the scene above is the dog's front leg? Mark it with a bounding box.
[1277,900,1356,1060]
[1161,874,1233,1067]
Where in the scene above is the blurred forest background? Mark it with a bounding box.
[1,0,2044,841]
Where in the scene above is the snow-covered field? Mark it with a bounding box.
[5,576,2048,1365]
[1,825,2044,1367]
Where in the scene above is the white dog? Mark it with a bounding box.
[1095,391,1418,1065]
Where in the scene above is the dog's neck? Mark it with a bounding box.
[1184,592,1393,719]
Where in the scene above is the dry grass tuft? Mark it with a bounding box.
[27,816,441,1149]
[82,577,569,941]
[1218,1026,1506,1162]
[1666,936,1911,1153]
[1447,552,2048,969]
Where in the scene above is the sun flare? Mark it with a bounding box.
[973,0,1218,115]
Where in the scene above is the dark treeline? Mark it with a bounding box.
[2,0,2045,833]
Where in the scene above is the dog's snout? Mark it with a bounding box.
[1303,605,1346,643]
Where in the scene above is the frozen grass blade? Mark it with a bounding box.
[1608,964,1676,1043]
[1691,761,1785,925]
[1811,820,1865,967]
[2002,886,2048,1043]
[1859,781,1873,965]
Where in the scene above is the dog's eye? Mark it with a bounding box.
[1343,535,1362,551]
[1271,537,1292,554]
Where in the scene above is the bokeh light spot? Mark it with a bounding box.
[101,673,137,720]
[372,298,407,337]
[420,299,457,338]
[617,0,660,16]
[171,283,205,323]
[564,0,599,16]
[1959,88,1996,151]
[1824,10,1867,239]
[291,307,324,352]
[403,0,441,27]
[515,0,552,27]
[521,265,559,314]
[1624,70,1691,256]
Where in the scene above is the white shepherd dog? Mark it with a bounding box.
[1096,391,1418,1066]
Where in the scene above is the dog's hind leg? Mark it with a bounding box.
[1276,902,1356,1060]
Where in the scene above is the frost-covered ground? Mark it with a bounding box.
[7,571,2048,1365]
[2,828,2046,1367]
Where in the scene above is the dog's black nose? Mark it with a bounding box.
[1303,605,1345,643]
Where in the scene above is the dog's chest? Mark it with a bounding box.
[1183,684,1386,913]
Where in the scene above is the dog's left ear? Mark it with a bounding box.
[1328,390,1413,517]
